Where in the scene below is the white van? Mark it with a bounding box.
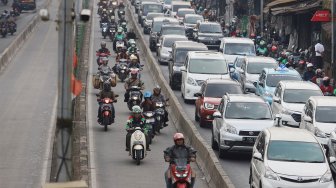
[219,37,256,64]
[180,51,233,102]
[170,1,190,17]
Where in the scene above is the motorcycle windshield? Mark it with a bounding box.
[174,158,188,171]
[130,91,141,96]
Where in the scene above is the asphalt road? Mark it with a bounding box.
[87,2,209,188]
[0,0,47,53]
[129,6,251,188]
[0,0,58,187]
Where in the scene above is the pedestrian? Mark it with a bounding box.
[314,39,324,69]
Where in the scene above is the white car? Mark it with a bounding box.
[157,35,187,64]
[212,94,274,158]
[300,96,336,145]
[250,126,335,188]
[180,51,232,102]
[272,81,323,128]
[219,37,256,64]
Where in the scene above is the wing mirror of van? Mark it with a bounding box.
[253,152,263,161]
[229,67,235,73]
[273,96,281,104]
[180,66,186,72]
[212,111,222,118]
[330,157,336,163]
[304,116,312,123]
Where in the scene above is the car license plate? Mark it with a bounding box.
[243,137,256,143]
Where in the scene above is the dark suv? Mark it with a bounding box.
[192,22,223,50]
[149,17,179,51]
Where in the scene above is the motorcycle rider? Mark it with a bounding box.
[127,41,138,54]
[295,60,306,77]
[113,46,128,73]
[320,77,334,95]
[97,41,111,54]
[311,69,324,85]
[98,57,111,70]
[97,82,116,123]
[113,27,126,51]
[151,85,169,127]
[118,2,125,9]
[128,55,141,69]
[124,70,144,102]
[164,133,196,188]
[256,40,268,56]
[125,105,150,151]
[303,63,315,81]
[141,91,155,112]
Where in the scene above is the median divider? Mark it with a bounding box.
[126,4,235,188]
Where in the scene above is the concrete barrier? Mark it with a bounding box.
[126,4,235,188]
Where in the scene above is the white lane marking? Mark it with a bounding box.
[40,94,58,185]
[88,1,97,187]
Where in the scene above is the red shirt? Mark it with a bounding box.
[320,85,334,94]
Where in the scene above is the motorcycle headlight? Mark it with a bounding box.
[132,96,138,100]
[112,2,117,5]
[182,173,188,177]
[315,127,327,138]
[187,77,197,86]
[204,103,215,110]
[134,131,142,141]
[224,124,237,135]
[264,166,280,181]
[320,170,333,183]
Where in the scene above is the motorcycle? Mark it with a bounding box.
[129,67,142,80]
[129,126,147,165]
[97,97,117,131]
[101,22,109,39]
[143,111,156,143]
[117,59,129,82]
[153,101,166,134]
[168,158,195,188]
[96,51,111,65]
[115,39,125,53]
[118,8,125,19]
[8,23,16,35]
[109,26,116,41]
[0,25,7,38]
[127,86,142,111]
[99,67,117,89]
[97,5,103,15]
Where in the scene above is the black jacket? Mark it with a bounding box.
[164,145,196,164]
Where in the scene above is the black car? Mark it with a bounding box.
[169,41,208,90]
[143,13,164,34]
[184,14,204,39]
[192,22,223,50]
[149,17,179,51]
[138,2,163,26]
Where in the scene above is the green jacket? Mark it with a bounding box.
[125,116,149,134]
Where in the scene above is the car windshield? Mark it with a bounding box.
[267,141,325,163]
[153,21,178,32]
[224,43,256,56]
[172,5,190,12]
[177,10,195,17]
[283,89,322,103]
[147,13,163,20]
[189,59,228,74]
[162,28,185,35]
[225,102,272,119]
[185,16,204,24]
[143,4,163,15]
[164,0,172,4]
[247,62,278,74]
[199,24,222,33]
[205,84,243,98]
[315,106,336,123]
[266,74,301,87]
[163,38,187,47]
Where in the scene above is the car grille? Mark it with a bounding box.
[280,176,319,183]
[291,113,301,122]
[239,131,260,136]
[196,80,205,86]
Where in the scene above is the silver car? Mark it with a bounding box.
[212,94,274,158]
[157,35,187,64]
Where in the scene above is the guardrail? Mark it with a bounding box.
[126,4,235,188]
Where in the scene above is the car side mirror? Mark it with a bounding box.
[330,157,336,163]
[157,43,161,47]
[273,96,281,104]
[194,92,202,97]
[193,28,198,32]
[212,111,222,118]
[180,66,186,72]
[304,116,312,123]
[253,152,263,161]
[258,82,264,87]
[229,67,235,73]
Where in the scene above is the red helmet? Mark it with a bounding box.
[173,133,184,142]
[250,33,256,38]
[299,60,305,65]
[271,45,277,52]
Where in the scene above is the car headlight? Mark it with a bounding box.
[264,166,280,181]
[187,77,197,86]
[224,124,237,134]
[320,170,333,183]
[281,108,292,115]
[315,127,327,138]
[204,103,215,110]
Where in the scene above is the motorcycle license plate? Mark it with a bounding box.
[146,118,155,123]
[242,137,256,143]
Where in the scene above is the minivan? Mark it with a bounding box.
[219,37,256,64]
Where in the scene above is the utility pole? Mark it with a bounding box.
[260,0,264,37]
[57,0,74,127]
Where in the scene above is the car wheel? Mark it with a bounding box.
[194,107,199,121]
[199,119,206,128]
[218,135,227,158]
[211,131,218,150]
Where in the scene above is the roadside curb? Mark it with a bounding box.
[126,4,235,188]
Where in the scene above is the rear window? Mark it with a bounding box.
[162,27,185,35]
[185,16,203,24]
[163,38,187,47]
[172,4,190,12]
[189,59,228,74]
[247,62,278,74]
[153,20,178,32]
[205,84,243,97]
[174,48,206,64]
[224,43,256,56]
[146,13,163,20]
[143,4,163,15]
[177,10,195,17]
[199,24,222,33]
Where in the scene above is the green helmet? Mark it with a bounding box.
[132,105,142,113]
[117,27,123,33]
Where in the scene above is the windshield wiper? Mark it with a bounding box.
[253,117,271,120]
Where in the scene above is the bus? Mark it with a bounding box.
[14,0,36,11]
